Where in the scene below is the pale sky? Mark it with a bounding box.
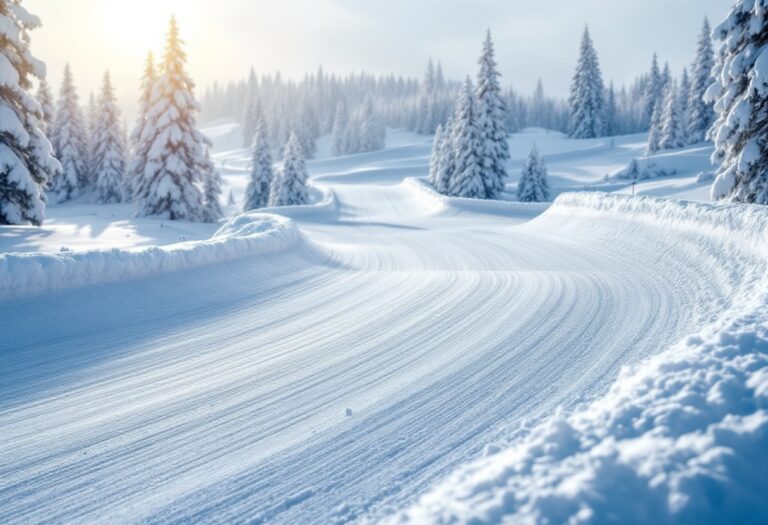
[26,0,732,120]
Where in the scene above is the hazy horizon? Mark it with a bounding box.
[27,0,731,121]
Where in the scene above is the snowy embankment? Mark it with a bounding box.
[389,193,768,525]
[0,213,301,300]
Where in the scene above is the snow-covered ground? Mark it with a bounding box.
[3,126,763,524]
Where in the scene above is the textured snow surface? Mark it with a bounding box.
[388,193,768,525]
[0,213,300,299]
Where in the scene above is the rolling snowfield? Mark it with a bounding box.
[1,128,766,524]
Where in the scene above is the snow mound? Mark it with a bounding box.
[257,183,339,221]
[404,177,550,219]
[387,193,768,525]
[611,145,713,181]
[0,213,301,300]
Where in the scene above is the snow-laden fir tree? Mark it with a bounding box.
[449,77,485,198]
[428,123,444,187]
[135,18,208,220]
[678,68,692,132]
[127,52,157,202]
[201,152,222,222]
[643,54,663,129]
[568,26,605,138]
[0,0,59,225]
[269,131,308,207]
[85,92,97,186]
[646,99,663,154]
[604,83,618,136]
[475,30,509,198]
[50,64,88,202]
[358,96,385,152]
[35,78,54,132]
[517,144,550,202]
[435,117,455,194]
[243,119,273,210]
[92,71,126,203]
[707,0,768,203]
[688,17,716,144]
[658,81,686,150]
[241,68,259,147]
[330,102,347,156]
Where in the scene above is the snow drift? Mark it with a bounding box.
[388,192,768,525]
[0,213,302,300]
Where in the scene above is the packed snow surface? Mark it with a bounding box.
[1,127,762,524]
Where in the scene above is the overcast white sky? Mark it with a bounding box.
[26,0,732,119]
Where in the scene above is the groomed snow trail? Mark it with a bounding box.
[0,150,737,523]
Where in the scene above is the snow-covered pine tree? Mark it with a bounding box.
[92,71,126,203]
[476,30,510,198]
[449,77,485,199]
[0,0,59,225]
[50,64,88,202]
[604,83,618,136]
[707,0,768,203]
[85,92,97,186]
[330,102,347,156]
[243,119,274,210]
[517,144,550,202]
[201,153,223,222]
[435,117,455,194]
[658,81,686,150]
[241,68,259,147]
[269,131,308,207]
[567,26,605,138]
[127,52,156,202]
[646,98,663,154]
[35,78,54,132]
[428,123,444,187]
[678,67,692,134]
[688,17,716,144]
[135,18,207,220]
[643,54,663,129]
[358,96,385,152]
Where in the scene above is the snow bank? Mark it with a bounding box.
[611,145,713,181]
[257,183,339,221]
[388,193,768,525]
[0,213,302,300]
[403,177,550,219]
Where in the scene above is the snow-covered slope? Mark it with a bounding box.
[1,127,755,524]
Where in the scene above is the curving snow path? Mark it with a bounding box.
[0,150,738,523]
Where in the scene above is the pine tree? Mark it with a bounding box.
[135,18,207,221]
[517,144,550,202]
[708,0,768,203]
[658,81,686,150]
[93,71,126,203]
[678,67,692,134]
[428,124,444,187]
[201,154,222,222]
[643,54,663,129]
[35,78,54,132]
[604,83,618,136]
[127,52,157,202]
[476,30,510,198]
[85,92,97,186]
[243,119,274,210]
[449,77,485,198]
[269,131,308,206]
[646,98,663,154]
[330,102,347,156]
[358,96,384,152]
[435,117,455,194]
[241,68,259,147]
[0,0,59,225]
[568,26,605,138]
[688,17,716,144]
[50,64,88,202]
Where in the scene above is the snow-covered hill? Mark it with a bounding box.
[3,127,762,524]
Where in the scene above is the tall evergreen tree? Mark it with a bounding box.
[658,81,686,150]
[646,99,663,154]
[330,102,347,156]
[449,77,485,198]
[201,153,222,222]
[604,83,618,136]
[688,17,716,143]
[128,52,157,202]
[708,0,768,203]
[517,144,550,202]
[358,96,385,152]
[269,131,308,207]
[135,18,208,220]
[567,26,605,138]
[643,54,663,129]
[435,117,455,194]
[85,92,97,186]
[428,123,444,187]
[243,119,274,210]
[0,0,59,225]
[35,78,54,133]
[93,71,126,203]
[476,30,510,198]
[50,64,88,202]
[678,67,692,134]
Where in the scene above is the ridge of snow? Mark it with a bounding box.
[387,192,768,525]
[0,213,302,300]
